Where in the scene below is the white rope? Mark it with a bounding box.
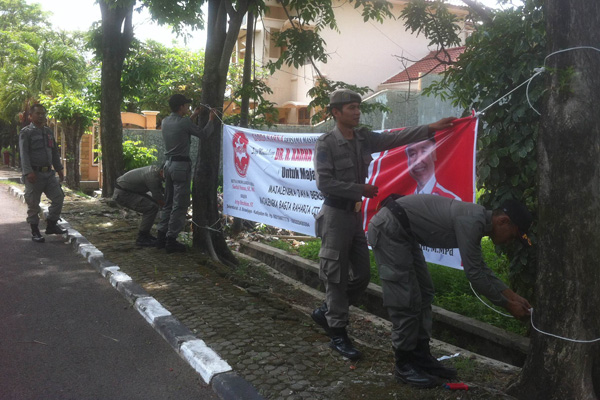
[469,282,513,318]
[469,283,600,343]
[530,308,600,343]
[197,103,226,125]
[475,46,600,117]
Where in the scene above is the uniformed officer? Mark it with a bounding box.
[113,164,165,246]
[367,194,533,388]
[156,94,216,253]
[19,103,67,243]
[312,88,456,360]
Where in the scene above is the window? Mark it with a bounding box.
[298,107,310,125]
[269,28,281,59]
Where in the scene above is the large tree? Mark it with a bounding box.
[96,0,204,197]
[192,0,394,265]
[507,1,600,398]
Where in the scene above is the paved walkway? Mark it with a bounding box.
[0,165,519,399]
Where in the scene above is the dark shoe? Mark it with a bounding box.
[411,340,457,379]
[394,349,440,388]
[156,230,167,249]
[329,327,361,360]
[31,224,45,243]
[45,219,67,235]
[311,303,331,336]
[136,231,158,247]
[165,236,186,254]
[394,362,441,388]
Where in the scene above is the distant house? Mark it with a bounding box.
[378,46,466,91]
[235,0,471,125]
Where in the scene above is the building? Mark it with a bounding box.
[235,0,471,125]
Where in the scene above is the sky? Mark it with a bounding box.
[26,0,208,51]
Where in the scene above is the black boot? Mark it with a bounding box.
[136,231,157,247]
[411,339,457,379]
[329,327,361,360]
[45,219,67,235]
[394,348,440,389]
[156,230,167,249]
[31,224,45,243]
[165,236,186,254]
[311,302,331,336]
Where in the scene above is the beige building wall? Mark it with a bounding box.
[237,0,470,124]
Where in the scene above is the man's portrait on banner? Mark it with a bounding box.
[405,138,461,200]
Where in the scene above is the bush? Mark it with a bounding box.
[122,140,157,172]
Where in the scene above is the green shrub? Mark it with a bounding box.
[123,140,157,172]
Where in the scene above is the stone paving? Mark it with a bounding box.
[2,169,519,400]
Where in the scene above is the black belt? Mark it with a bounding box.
[31,166,53,172]
[168,156,191,162]
[381,194,413,236]
[324,197,362,212]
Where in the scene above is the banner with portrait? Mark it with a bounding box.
[222,116,478,269]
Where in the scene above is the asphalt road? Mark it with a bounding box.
[0,188,218,400]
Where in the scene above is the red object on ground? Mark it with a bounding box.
[444,382,469,390]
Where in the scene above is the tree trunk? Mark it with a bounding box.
[99,0,134,197]
[508,2,600,399]
[192,0,248,266]
[62,121,83,190]
[231,8,254,237]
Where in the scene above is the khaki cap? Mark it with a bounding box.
[328,89,362,107]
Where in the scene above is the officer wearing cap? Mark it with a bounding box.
[156,94,216,253]
[312,88,457,360]
[367,194,533,388]
[113,164,165,246]
[19,103,67,243]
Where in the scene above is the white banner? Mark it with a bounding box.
[222,125,322,236]
[222,119,478,270]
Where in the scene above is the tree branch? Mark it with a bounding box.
[461,0,493,24]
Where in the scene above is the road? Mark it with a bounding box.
[0,188,218,400]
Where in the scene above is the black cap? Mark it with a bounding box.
[328,89,362,107]
[502,199,533,246]
[169,94,193,111]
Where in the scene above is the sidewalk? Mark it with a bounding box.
[1,166,519,399]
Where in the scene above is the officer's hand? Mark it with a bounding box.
[208,109,217,121]
[505,300,531,320]
[362,184,378,198]
[27,172,36,183]
[502,289,532,310]
[428,117,457,133]
[158,199,166,207]
[58,170,64,182]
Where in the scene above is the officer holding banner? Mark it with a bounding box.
[312,88,456,360]
[367,194,533,388]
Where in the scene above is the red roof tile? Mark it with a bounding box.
[382,46,465,85]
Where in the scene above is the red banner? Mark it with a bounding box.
[362,116,478,268]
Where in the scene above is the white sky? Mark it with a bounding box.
[26,0,509,51]
[26,0,207,50]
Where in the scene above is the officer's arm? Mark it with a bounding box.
[146,169,165,204]
[369,125,431,153]
[19,130,33,176]
[49,130,64,173]
[454,216,510,307]
[314,138,364,201]
[187,115,215,139]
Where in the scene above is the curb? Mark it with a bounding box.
[6,185,265,400]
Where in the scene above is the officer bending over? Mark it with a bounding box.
[312,88,456,360]
[367,194,532,388]
[19,103,67,242]
[113,164,165,246]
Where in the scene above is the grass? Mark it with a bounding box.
[265,237,527,336]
